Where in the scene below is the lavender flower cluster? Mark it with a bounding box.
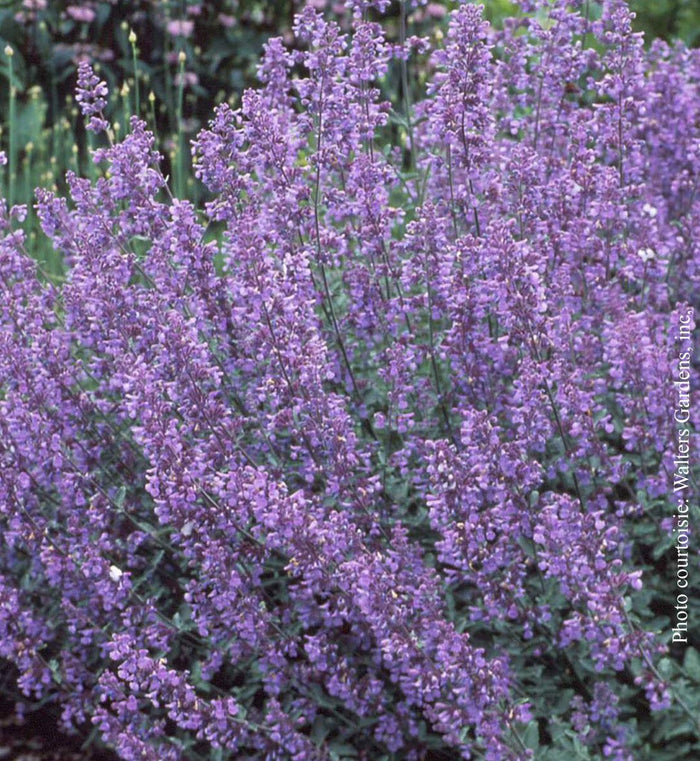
[1,1,698,759]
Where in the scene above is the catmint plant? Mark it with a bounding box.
[0,2,698,761]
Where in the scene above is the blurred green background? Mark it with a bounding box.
[631,0,700,46]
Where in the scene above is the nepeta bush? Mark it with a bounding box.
[1,1,699,759]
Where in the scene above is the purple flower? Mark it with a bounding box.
[75,60,109,133]
[1,2,698,760]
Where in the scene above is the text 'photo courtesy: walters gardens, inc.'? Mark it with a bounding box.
[671,306,695,646]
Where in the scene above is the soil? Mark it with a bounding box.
[0,703,116,761]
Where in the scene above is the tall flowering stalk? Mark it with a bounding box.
[0,2,699,761]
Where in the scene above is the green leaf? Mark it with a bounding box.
[114,485,127,508]
[683,648,700,683]
[552,688,575,715]
[328,742,358,760]
[517,535,537,559]
[48,658,62,684]
[521,721,540,750]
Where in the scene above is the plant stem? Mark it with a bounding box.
[6,46,16,207]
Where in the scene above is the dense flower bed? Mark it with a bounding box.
[0,1,698,760]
